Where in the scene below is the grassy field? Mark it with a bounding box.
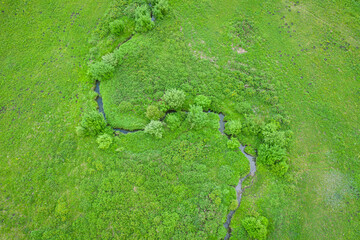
[0,0,111,238]
[1,0,359,239]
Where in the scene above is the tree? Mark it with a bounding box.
[187,105,207,129]
[145,120,164,138]
[242,216,269,240]
[163,89,186,110]
[76,111,106,137]
[146,105,164,120]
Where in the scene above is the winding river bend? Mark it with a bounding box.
[94,81,256,239]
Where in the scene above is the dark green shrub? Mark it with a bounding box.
[165,113,181,130]
[225,120,242,136]
[145,120,164,139]
[135,5,154,33]
[163,89,186,110]
[76,111,106,137]
[241,216,269,240]
[153,0,169,20]
[258,144,288,176]
[227,138,240,150]
[146,105,164,120]
[194,95,211,110]
[88,61,114,81]
[109,19,125,36]
[187,105,207,129]
[96,134,113,149]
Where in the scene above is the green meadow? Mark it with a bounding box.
[0,0,359,239]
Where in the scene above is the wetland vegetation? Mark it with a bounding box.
[1,0,359,239]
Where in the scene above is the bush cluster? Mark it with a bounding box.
[135,5,154,33]
[145,120,165,138]
[163,89,186,110]
[76,111,107,137]
[242,216,269,240]
[187,105,207,129]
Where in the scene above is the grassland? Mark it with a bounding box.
[1,0,359,239]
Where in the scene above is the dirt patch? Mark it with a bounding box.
[232,44,247,54]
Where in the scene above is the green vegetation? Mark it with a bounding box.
[242,215,269,240]
[1,0,359,239]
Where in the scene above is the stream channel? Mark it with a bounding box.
[94,80,256,239]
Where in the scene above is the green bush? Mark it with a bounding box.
[102,53,118,67]
[146,105,164,120]
[135,5,154,33]
[227,138,240,150]
[163,89,186,110]
[194,95,211,110]
[153,0,169,20]
[165,113,181,130]
[258,144,288,176]
[76,111,106,137]
[145,120,164,139]
[109,19,125,36]
[225,120,242,136]
[242,216,269,240]
[88,61,114,81]
[96,134,113,149]
[187,105,207,129]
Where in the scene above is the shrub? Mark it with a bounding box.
[165,113,181,130]
[187,105,207,129]
[135,5,154,33]
[109,19,125,36]
[153,0,169,20]
[227,138,240,150]
[102,53,117,67]
[88,61,114,81]
[225,120,242,136]
[242,216,269,240]
[146,105,164,120]
[163,89,186,110]
[96,134,113,149]
[258,144,288,176]
[145,120,164,139]
[194,95,211,110]
[76,111,106,137]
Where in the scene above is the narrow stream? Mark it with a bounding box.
[217,113,256,239]
[94,78,256,240]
